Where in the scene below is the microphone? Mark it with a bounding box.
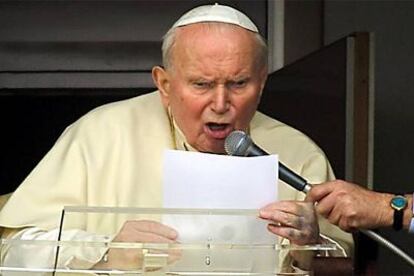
[224,130,312,193]
[225,131,414,267]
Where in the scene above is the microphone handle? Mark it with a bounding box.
[246,143,311,193]
[279,162,311,193]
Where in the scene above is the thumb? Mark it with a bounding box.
[304,184,317,202]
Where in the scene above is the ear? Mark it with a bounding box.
[152,66,171,107]
[259,66,268,91]
[257,67,268,101]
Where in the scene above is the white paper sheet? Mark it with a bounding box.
[162,150,279,244]
[163,150,278,208]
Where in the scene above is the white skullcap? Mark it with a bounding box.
[172,3,259,33]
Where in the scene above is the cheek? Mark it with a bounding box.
[236,94,260,118]
[171,94,206,129]
[176,96,202,116]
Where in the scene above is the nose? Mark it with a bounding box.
[211,85,230,114]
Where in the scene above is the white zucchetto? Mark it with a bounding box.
[172,3,259,33]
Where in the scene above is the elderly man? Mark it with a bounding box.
[0,3,352,272]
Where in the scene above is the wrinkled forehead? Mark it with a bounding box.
[174,23,257,58]
[167,23,265,76]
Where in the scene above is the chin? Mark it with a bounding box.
[208,149,226,155]
[205,143,226,155]
[193,138,226,154]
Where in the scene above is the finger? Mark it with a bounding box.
[261,201,316,220]
[305,182,337,202]
[337,214,359,233]
[326,198,359,233]
[260,210,307,229]
[338,219,353,233]
[326,203,341,227]
[267,224,315,245]
[130,220,178,239]
[131,230,178,243]
[260,201,305,217]
[313,192,337,218]
[166,248,182,264]
[267,224,300,239]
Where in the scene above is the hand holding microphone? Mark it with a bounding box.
[224,130,397,232]
[225,130,414,267]
[225,131,409,233]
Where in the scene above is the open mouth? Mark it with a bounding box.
[207,123,228,131]
[205,123,232,139]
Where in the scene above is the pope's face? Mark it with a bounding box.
[153,23,267,154]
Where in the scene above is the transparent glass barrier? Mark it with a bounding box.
[0,207,338,275]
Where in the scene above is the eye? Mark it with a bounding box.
[230,79,248,89]
[193,81,211,89]
[235,80,247,87]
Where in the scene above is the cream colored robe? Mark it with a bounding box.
[0,91,353,268]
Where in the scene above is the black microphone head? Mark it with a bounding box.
[224,130,252,156]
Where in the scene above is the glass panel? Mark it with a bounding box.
[0,206,337,275]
